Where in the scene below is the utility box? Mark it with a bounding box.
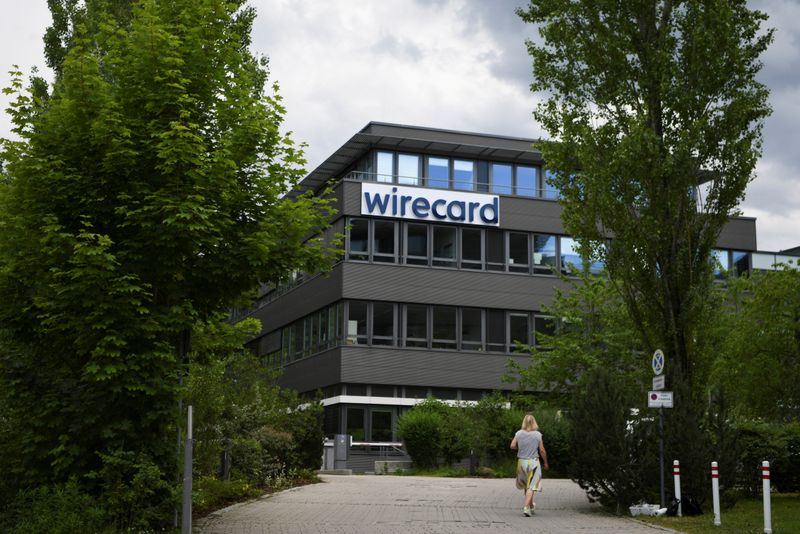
[334,434,350,470]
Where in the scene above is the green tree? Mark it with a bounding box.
[518,0,772,402]
[711,265,800,421]
[510,268,646,403]
[0,0,338,496]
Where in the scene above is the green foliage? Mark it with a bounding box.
[192,476,262,518]
[710,266,800,422]
[397,405,442,469]
[735,421,800,496]
[510,269,647,402]
[92,450,175,532]
[467,393,522,465]
[0,480,107,534]
[0,0,338,507]
[518,0,772,401]
[187,320,325,484]
[568,367,659,513]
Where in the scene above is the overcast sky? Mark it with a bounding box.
[1,0,797,252]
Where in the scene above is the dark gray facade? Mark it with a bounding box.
[241,122,768,443]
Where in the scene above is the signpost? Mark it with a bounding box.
[652,374,665,391]
[650,349,670,508]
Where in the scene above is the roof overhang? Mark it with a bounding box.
[293,122,543,196]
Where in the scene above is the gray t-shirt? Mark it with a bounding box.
[515,430,542,459]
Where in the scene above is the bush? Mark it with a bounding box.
[398,408,442,469]
[530,408,571,477]
[285,401,325,472]
[469,393,523,465]
[1,481,107,534]
[736,421,800,495]
[193,476,261,517]
[93,450,176,532]
[567,367,659,514]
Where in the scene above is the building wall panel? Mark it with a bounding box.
[342,262,565,311]
[340,346,530,390]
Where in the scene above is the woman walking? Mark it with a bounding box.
[510,413,549,517]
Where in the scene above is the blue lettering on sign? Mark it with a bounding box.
[363,187,498,224]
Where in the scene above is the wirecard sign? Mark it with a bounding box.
[361,183,499,226]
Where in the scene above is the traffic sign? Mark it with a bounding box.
[649,391,673,408]
[652,349,665,375]
[653,375,665,391]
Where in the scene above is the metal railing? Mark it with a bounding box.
[341,170,560,200]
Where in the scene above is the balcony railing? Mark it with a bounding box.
[340,171,560,200]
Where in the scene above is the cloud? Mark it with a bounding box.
[0,0,796,251]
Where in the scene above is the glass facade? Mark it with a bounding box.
[348,150,558,200]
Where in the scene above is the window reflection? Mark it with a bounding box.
[533,234,557,274]
[491,163,513,195]
[453,160,474,191]
[377,152,393,183]
[433,226,457,267]
[398,154,420,186]
[516,166,536,197]
[428,157,449,189]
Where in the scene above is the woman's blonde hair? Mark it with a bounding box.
[521,414,538,432]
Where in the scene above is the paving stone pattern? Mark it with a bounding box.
[197,475,676,534]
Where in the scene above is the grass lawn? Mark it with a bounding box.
[639,493,799,533]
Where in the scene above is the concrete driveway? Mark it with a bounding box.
[197,475,674,533]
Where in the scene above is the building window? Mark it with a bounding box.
[461,228,483,270]
[542,169,559,199]
[508,232,530,273]
[491,163,513,195]
[346,407,366,441]
[509,312,530,350]
[398,154,421,186]
[347,301,368,345]
[348,218,369,261]
[732,250,749,277]
[712,249,730,279]
[428,156,449,189]
[377,151,394,183]
[405,223,429,265]
[433,226,457,267]
[371,385,395,397]
[293,321,304,360]
[373,220,397,263]
[404,304,428,348]
[533,234,557,274]
[516,166,537,197]
[372,302,395,346]
[371,410,393,441]
[461,308,483,351]
[560,236,580,272]
[534,315,555,346]
[432,306,457,349]
[486,309,506,352]
[486,229,505,271]
[453,159,475,191]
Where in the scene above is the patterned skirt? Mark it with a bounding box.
[515,457,542,492]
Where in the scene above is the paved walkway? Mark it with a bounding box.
[197,475,675,533]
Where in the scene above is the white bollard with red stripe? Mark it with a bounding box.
[711,461,721,526]
[673,460,682,517]
[762,461,772,534]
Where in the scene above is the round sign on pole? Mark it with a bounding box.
[652,349,665,375]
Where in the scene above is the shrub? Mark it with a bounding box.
[736,421,800,495]
[285,401,325,471]
[531,408,571,477]
[468,393,523,465]
[398,408,442,469]
[93,450,176,532]
[567,367,659,514]
[1,481,107,534]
